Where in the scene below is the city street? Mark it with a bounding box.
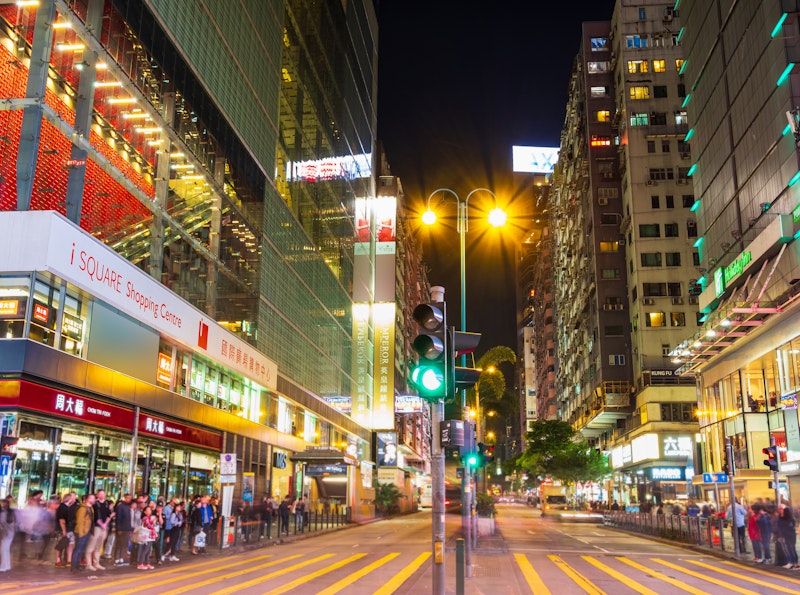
[4,505,800,594]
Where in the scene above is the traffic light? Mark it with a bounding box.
[484,444,495,464]
[410,301,447,401]
[763,446,779,472]
[465,450,482,469]
[0,434,19,460]
[449,330,482,396]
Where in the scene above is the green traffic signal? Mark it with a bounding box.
[411,364,444,393]
[411,302,447,401]
[465,452,482,468]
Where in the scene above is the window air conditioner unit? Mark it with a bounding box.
[603,303,613,311]
[614,303,625,310]
[643,298,655,305]
[688,296,699,305]
[671,297,683,305]
[598,197,609,206]
[646,180,656,186]
[677,178,687,185]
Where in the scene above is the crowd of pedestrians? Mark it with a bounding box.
[0,490,227,573]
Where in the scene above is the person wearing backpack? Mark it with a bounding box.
[0,496,17,572]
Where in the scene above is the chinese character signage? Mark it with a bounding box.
[350,304,371,427]
[662,435,693,458]
[139,414,222,450]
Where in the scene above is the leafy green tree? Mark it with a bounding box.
[374,482,403,515]
[516,420,609,483]
[469,346,516,415]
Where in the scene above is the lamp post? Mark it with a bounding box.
[423,192,504,577]
[422,188,506,404]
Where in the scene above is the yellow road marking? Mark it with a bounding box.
[652,558,763,595]
[9,581,79,595]
[207,554,334,595]
[373,552,431,595]
[548,555,606,595]
[722,560,800,585]
[514,553,551,595]
[315,553,400,595]
[262,554,366,595]
[101,553,280,595]
[686,559,800,594]
[582,556,659,595]
[617,557,710,595]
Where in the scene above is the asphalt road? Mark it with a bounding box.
[4,505,800,594]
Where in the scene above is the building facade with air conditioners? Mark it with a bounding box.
[550,2,704,508]
[668,0,800,506]
[603,0,701,508]
[0,0,388,519]
[550,19,635,464]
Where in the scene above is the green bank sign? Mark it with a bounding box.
[714,250,752,298]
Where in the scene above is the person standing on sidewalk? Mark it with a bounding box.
[726,498,748,554]
[777,506,799,569]
[112,494,133,566]
[71,494,95,575]
[748,505,763,562]
[0,496,17,573]
[85,489,113,571]
[756,505,774,564]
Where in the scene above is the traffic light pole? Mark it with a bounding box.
[431,398,446,595]
[726,437,739,556]
[771,435,780,508]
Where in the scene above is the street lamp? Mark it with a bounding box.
[422,188,506,411]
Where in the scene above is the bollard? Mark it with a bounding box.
[456,538,465,595]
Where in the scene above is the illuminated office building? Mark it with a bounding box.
[0,0,381,515]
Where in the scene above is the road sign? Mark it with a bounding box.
[0,455,10,477]
[702,472,728,483]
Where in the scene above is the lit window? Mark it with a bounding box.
[646,312,666,327]
[630,113,649,126]
[630,86,650,100]
[591,37,608,51]
[670,312,686,327]
[591,86,608,97]
[609,354,626,366]
[596,110,611,122]
[599,241,620,252]
[627,60,649,73]
[653,59,666,73]
[675,110,688,125]
[588,61,611,73]
[675,59,685,72]
[590,136,612,147]
[598,187,619,199]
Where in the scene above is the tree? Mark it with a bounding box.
[516,420,609,483]
[468,346,516,418]
[374,482,403,515]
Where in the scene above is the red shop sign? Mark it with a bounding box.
[2,380,135,431]
[138,414,221,450]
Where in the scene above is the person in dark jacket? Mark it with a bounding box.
[113,494,133,566]
[776,506,798,569]
[278,496,291,535]
[755,506,773,564]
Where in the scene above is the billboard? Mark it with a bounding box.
[512,146,559,174]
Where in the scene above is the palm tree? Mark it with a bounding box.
[468,345,516,417]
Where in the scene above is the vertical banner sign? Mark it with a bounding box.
[372,303,396,429]
[351,303,372,427]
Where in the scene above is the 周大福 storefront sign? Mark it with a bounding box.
[139,414,222,450]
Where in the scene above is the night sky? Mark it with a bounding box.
[376,1,616,361]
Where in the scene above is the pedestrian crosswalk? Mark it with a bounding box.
[6,549,800,594]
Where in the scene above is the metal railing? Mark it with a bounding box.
[603,512,733,552]
[218,508,351,548]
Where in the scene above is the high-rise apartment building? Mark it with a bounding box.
[550,2,703,506]
[669,0,800,503]
[0,0,397,516]
[551,20,634,447]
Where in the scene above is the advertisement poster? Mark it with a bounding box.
[242,472,254,503]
